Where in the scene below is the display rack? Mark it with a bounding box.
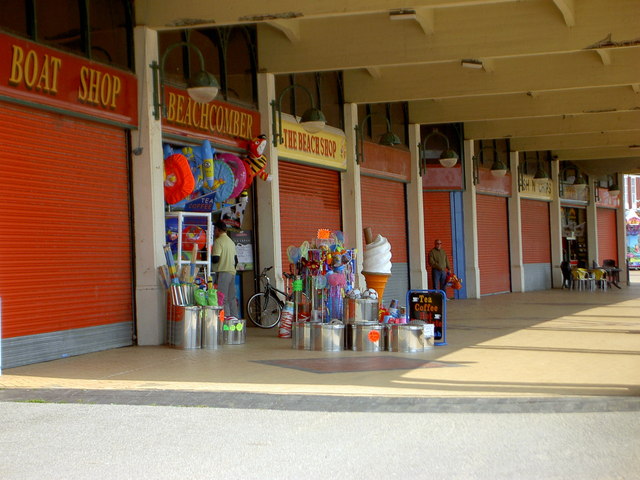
[165,211,213,278]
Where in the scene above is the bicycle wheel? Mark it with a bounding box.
[247,292,282,328]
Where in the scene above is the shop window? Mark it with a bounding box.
[159,26,258,107]
[1,0,133,70]
[0,0,30,37]
[35,0,83,53]
[89,0,132,69]
[357,103,406,147]
[274,72,344,130]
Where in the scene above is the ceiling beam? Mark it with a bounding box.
[266,19,300,42]
[464,111,640,139]
[409,86,640,124]
[553,146,640,161]
[511,131,640,152]
[344,47,640,103]
[552,0,575,27]
[135,0,517,29]
[257,0,639,73]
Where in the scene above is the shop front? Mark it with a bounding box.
[158,84,261,320]
[475,158,512,295]
[518,171,553,290]
[360,141,411,304]
[0,32,138,368]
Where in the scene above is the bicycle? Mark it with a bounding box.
[246,266,309,328]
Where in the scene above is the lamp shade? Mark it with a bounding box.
[490,158,508,177]
[300,108,326,133]
[439,150,459,168]
[187,70,220,103]
[380,130,402,146]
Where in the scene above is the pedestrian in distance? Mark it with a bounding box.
[428,239,450,292]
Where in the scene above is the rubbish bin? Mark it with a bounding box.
[221,318,246,345]
[292,321,319,350]
[352,322,385,352]
[387,324,430,352]
[201,306,223,349]
[171,305,201,349]
[311,323,345,351]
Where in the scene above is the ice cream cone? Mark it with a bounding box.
[362,271,391,303]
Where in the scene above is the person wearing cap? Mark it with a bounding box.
[212,220,239,319]
[428,239,450,292]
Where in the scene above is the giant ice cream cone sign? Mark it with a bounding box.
[362,227,392,303]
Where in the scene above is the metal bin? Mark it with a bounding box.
[201,306,222,349]
[311,323,345,352]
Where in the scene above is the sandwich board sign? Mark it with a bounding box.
[406,289,447,346]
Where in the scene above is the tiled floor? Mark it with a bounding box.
[2,282,640,401]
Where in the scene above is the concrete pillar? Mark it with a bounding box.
[586,182,598,267]
[615,172,628,283]
[462,139,480,298]
[132,26,168,345]
[406,124,428,290]
[508,151,524,292]
[341,103,366,289]
[256,73,284,290]
[549,160,564,287]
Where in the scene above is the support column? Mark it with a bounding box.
[509,151,524,292]
[256,73,284,290]
[615,172,628,283]
[132,26,168,345]
[407,124,428,290]
[462,139,480,298]
[341,103,366,289]
[586,182,598,267]
[549,160,564,287]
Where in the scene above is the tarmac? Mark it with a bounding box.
[1,280,640,412]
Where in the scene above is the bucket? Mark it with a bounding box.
[352,322,385,352]
[387,324,429,352]
[292,322,319,350]
[171,305,201,349]
[311,323,345,352]
[221,318,246,345]
[201,306,222,349]
[170,284,194,306]
[345,298,378,323]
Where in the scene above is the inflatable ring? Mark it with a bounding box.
[164,153,195,205]
[218,153,247,199]
[211,160,235,203]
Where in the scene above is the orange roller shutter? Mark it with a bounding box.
[0,102,133,339]
[278,161,342,268]
[477,194,511,295]
[521,199,551,264]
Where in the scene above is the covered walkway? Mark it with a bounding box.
[1,283,639,403]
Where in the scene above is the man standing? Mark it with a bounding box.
[212,220,239,319]
[428,239,450,292]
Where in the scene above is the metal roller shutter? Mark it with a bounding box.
[521,199,551,264]
[0,102,133,367]
[423,192,454,293]
[477,194,511,295]
[278,161,342,268]
[597,208,618,265]
[361,176,408,304]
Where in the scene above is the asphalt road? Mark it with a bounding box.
[1,401,639,479]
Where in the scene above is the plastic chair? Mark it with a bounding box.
[591,268,608,290]
[571,268,595,291]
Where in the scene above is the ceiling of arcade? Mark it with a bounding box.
[135,0,640,176]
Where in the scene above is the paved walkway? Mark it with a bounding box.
[1,284,639,409]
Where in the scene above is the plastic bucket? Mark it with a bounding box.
[292,322,319,350]
[352,322,385,352]
[171,305,201,349]
[221,318,246,345]
[201,306,222,349]
[311,323,345,352]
